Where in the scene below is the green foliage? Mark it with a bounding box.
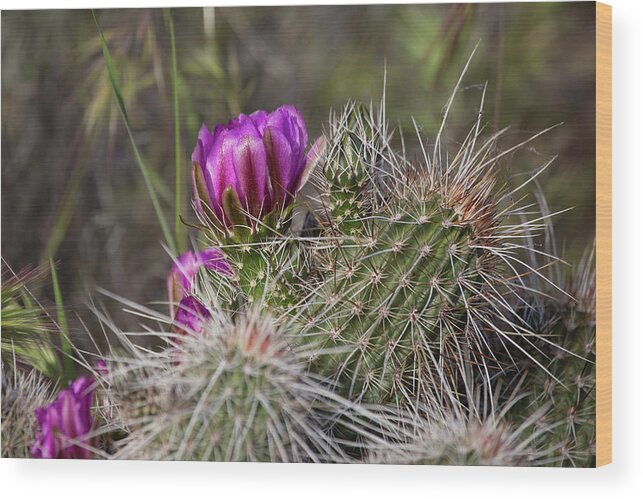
[164,9,188,253]
[1,264,62,381]
[49,259,76,384]
[92,10,176,255]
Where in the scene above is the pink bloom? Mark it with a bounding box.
[167,248,230,313]
[31,377,95,459]
[174,295,211,335]
[192,105,315,229]
[167,249,228,336]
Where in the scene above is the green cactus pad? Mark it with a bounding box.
[302,195,484,404]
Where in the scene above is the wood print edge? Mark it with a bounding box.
[595,0,612,468]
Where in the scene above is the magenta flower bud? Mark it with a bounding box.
[174,295,211,335]
[31,376,95,459]
[167,248,230,313]
[192,105,315,232]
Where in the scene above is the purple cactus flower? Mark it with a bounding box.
[192,105,316,229]
[174,295,211,335]
[31,376,95,459]
[167,248,230,312]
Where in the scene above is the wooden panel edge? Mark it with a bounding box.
[595,1,612,468]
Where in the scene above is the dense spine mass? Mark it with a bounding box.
[1,365,53,458]
[506,247,596,467]
[371,415,541,466]
[107,308,391,462]
[292,99,551,409]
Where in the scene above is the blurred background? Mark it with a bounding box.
[1,3,596,335]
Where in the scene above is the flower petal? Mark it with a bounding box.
[296,135,327,193]
[192,105,309,230]
[231,128,268,219]
[210,128,240,214]
[264,126,293,207]
[31,376,94,459]
[266,105,308,195]
[191,123,214,168]
[174,296,211,335]
[167,248,231,313]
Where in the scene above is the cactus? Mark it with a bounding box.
[504,244,596,467]
[370,413,543,466]
[367,374,559,467]
[1,363,54,458]
[291,94,559,408]
[103,304,399,462]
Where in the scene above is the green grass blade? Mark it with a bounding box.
[1,265,62,381]
[41,155,87,264]
[164,8,187,253]
[92,10,177,255]
[49,258,75,383]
